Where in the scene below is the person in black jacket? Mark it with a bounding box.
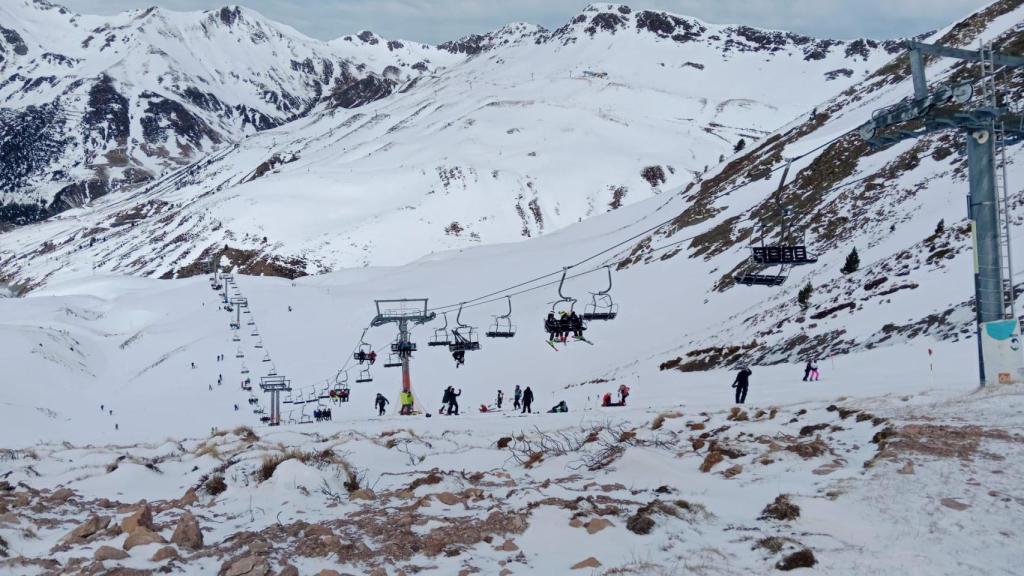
[375,393,389,416]
[522,386,534,414]
[447,388,462,415]
[732,366,752,404]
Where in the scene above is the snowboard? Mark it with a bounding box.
[546,340,559,351]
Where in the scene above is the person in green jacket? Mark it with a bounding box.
[399,390,414,415]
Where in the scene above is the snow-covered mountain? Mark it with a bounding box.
[0,2,903,284]
[0,0,458,226]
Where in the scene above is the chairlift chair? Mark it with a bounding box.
[235,348,245,359]
[485,296,517,338]
[546,268,587,335]
[247,317,255,326]
[232,333,240,342]
[355,366,373,383]
[582,266,619,321]
[283,391,294,404]
[267,362,277,376]
[429,313,453,347]
[735,161,816,287]
[352,328,374,363]
[240,363,249,375]
[383,353,403,368]
[261,352,271,363]
[254,338,263,349]
[448,303,481,353]
[300,404,313,424]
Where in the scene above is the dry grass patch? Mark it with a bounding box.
[651,411,683,430]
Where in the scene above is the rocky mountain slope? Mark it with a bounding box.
[615,0,1024,372]
[0,0,458,226]
[0,2,902,286]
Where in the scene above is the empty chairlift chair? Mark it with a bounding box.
[429,313,453,347]
[582,266,619,321]
[485,296,517,338]
[734,161,818,287]
[355,366,373,383]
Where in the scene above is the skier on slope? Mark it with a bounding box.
[522,386,534,414]
[732,366,752,404]
[496,390,504,410]
[802,360,813,382]
[375,393,389,416]
[513,385,522,410]
[618,384,630,406]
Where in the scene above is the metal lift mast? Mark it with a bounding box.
[370,299,435,411]
[858,40,1024,385]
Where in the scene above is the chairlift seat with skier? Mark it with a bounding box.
[448,303,481,353]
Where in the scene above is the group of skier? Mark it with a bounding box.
[545,311,585,343]
[355,350,377,365]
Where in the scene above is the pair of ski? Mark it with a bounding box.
[546,336,593,351]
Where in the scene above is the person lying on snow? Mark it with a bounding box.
[547,400,569,413]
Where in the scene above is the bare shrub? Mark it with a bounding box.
[760,495,800,521]
[204,475,227,496]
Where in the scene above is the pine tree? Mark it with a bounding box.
[734,138,746,153]
[841,247,860,274]
[797,282,813,311]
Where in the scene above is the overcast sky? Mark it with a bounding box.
[59,0,991,44]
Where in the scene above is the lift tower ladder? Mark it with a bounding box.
[859,40,1024,385]
[370,299,435,413]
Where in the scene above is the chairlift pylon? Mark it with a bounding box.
[582,266,619,321]
[485,296,517,338]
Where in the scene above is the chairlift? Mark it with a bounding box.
[429,313,453,347]
[353,328,375,364]
[235,348,245,359]
[267,362,277,376]
[253,404,265,415]
[485,296,517,338]
[232,333,240,342]
[582,266,619,321]
[287,410,297,425]
[449,303,481,353]
[735,161,817,287]
[300,404,313,424]
[247,317,255,326]
[261,352,271,363]
[254,338,263,349]
[240,363,249,375]
[383,353,403,368]
[545,268,587,336]
[355,366,373,383]
[283,390,294,404]
[390,337,417,357]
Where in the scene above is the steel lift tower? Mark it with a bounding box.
[858,40,1024,385]
[371,299,436,411]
